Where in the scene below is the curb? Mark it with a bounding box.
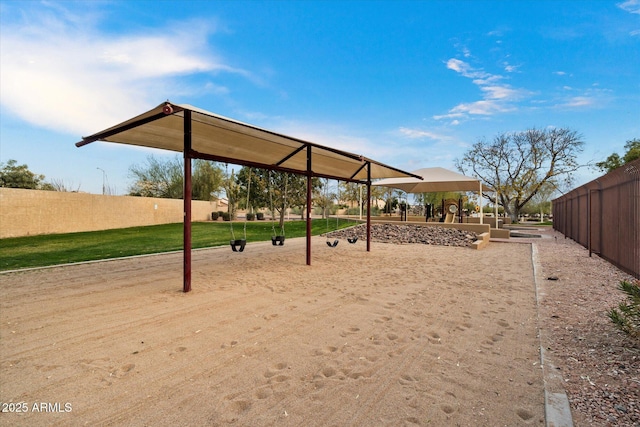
[0,238,301,275]
[0,245,223,275]
[531,243,574,427]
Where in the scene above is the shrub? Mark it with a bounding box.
[609,280,640,339]
[211,212,219,221]
[256,212,264,220]
[222,212,231,221]
[246,213,255,221]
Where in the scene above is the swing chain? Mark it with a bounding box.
[268,171,286,245]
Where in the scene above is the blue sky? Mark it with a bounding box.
[1,0,639,195]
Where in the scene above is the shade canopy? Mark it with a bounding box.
[76,102,420,183]
[374,167,492,193]
[76,101,421,292]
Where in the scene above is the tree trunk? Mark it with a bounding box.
[503,201,519,223]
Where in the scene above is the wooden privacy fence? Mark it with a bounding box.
[552,158,640,279]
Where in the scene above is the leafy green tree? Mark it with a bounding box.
[366,184,388,215]
[315,179,336,219]
[456,127,584,222]
[265,171,295,228]
[0,159,47,189]
[527,181,556,219]
[128,155,223,200]
[286,174,321,220]
[380,187,404,215]
[384,197,399,215]
[192,160,224,201]
[596,153,623,173]
[337,182,358,210]
[234,167,267,213]
[234,167,320,227]
[623,139,640,164]
[417,192,464,206]
[413,192,465,217]
[222,166,241,219]
[128,156,182,198]
[596,138,640,173]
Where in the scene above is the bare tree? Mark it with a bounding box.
[48,178,83,193]
[456,127,584,221]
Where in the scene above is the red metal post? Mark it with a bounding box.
[366,163,371,252]
[183,110,192,292]
[306,145,312,265]
[587,189,596,256]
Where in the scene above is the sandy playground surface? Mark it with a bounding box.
[1,235,547,426]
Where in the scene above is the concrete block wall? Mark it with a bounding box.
[0,188,218,238]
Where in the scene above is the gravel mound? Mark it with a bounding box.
[325,223,477,247]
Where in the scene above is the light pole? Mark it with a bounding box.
[97,167,106,195]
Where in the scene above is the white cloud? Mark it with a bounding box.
[565,97,596,107]
[618,0,640,14]
[432,112,465,121]
[445,58,493,80]
[449,100,514,116]
[557,96,596,108]
[398,127,448,140]
[552,85,611,110]
[480,85,522,100]
[446,58,470,74]
[436,58,526,121]
[0,3,247,135]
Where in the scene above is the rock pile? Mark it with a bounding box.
[325,223,477,247]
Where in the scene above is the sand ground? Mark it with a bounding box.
[1,236,545,426]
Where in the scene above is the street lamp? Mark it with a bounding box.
[97,167,106,195]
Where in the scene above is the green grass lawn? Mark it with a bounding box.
[0,219,355,271]
[517,221,553,226]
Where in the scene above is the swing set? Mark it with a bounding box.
[325,180,358,247]
[75,101,423,294]
[228,168,290,251]
[269,171,286,246]
[229,167,251,252]
[228,171,362,252]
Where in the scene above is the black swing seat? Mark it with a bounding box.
[326,239,339,247]
[271,235,285,246]
[347,237,358,244]
[230,239,247,252]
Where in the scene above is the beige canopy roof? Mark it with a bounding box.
[76,101,421,292]
[76,101,420,182]
[374,167,492,193]
[375,167,495,225]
